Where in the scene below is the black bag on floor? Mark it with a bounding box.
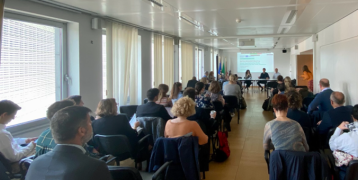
[262,97,273,111]
[240,97,247,109]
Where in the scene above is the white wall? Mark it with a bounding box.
[222,49,291,79]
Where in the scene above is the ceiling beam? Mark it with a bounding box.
[182,33,314,40]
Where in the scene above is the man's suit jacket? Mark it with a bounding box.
[317,106,353,135]
[136,102,172,121]
[187,80,198,88]
[307,89,334,114]
[26,145,112,180]
[287,108,311,128]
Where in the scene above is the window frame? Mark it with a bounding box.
[3,12,68,132]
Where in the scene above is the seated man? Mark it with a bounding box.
[0,100,37,172]
[317,91,353,136]
[187,76,198,89]
[26,106,112,180]
[136,88,172,121]
[307,78,334,114]
[257,68,270,91]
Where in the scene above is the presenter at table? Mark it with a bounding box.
[257,68,270,91]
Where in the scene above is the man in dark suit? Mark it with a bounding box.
[187,76,198,89]
[26,106,112,180]
[307,78,334,114]
[257,68,270,91]
[317,91,353,135]
[136,88,172,121]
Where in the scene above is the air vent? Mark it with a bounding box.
[148,0,163,7]
[280,28,286,34]
[285,10,297,24]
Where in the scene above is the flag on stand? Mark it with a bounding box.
[218,60,221,75]
[221,60,225,75]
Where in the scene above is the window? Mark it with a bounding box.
[102,34,107,99]
[0,18,65,126]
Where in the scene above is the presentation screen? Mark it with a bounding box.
[237,53,274,72]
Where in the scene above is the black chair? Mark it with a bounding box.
[120,105,138,119]
[301,97,314,112]
[345,160,358,180]
[0,153,22,180]
[143,98,148,104]
[291,79,297,87]
[108,162,173,180]
[136,117,165,145]
[223,95,240,124]
[266,81,278,98]
[204,84,209,90]
[264,150,271,174]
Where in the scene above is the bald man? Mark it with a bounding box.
[317,91,353,135]
[307,78,334,114]
[272,68,281,80]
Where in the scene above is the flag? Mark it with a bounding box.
[222,60,225,75]
[218,60,221,75]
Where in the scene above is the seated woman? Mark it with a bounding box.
[67,95,95,121]
[263,94,309,152]
[156,84,172,107]
[286,90,311,128]
[284,76,295,91]
[271,75,284,95]
[165,96,208,145]
[206,81,225,106]
[200,77,209,84]
[223,74,241,103]
[244,69,252,90]
[169,82,183,104]
[329,105,358,180]
[194,82,213,109]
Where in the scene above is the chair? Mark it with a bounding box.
[0,153,22,180]
[301,97,314,112]
[265,81,278,98]
[345,160,358,180]
[205,84,209,90]
[291,79,297,87]
[108,162,173,180]
[120,105,138,119]
[223,95,240,124]
[264,150,270,174]
[143,98,148,104]
[136,117,165,145]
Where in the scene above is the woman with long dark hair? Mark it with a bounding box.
[156,84,172,107]
[169,82,183,104]
[194,82,213,108]
[301,65,313,92]
[244,69,252,90]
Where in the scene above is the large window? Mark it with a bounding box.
[0,18,65,126]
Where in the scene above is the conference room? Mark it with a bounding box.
[1,0,358,180]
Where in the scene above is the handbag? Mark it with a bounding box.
[333,150,358,167]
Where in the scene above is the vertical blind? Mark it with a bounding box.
[181,41,194,86]
[0,18,60,126]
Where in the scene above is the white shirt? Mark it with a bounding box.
[57,144,86,154]
[329,127,358,157]
[0,124,35,162]
[273,72,281,80]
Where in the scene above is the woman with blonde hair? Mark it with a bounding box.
[165,96,208,145]
[223,75,241,103]
[208,71,215,82]
[169,82,183,104]
[206,81,225,106]
[284,76,294,91]
[200,77,209,84]
[156,84,172,107]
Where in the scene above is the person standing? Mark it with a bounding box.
[257,68,270,91]
[273,68,281,80]
[301,65,313,92]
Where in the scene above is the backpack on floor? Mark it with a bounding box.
[240,97,247,109]
[262,97,273,111]
[214,131,230,162]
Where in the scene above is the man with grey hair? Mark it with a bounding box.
[307,78,334,114]
[272,68,281,80]
[317,91,353,136]
[26,106,112,180]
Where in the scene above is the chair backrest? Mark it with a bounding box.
[325,127,337,148]
[95,135,132,161]
[301,97,314,112]
[0,161,10,180]
[136,117,165,144]
[266,81,278,88]
[120,105,138,119]
[143,98,148,104]
[107,166,143,180]
[291,79,297,87]
[0,153,12,176]
[223,96,239,108]
[346,160,358,180]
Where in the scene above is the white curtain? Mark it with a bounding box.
[163,37,174,87]
[111,22,139,105]
[181,41,194,86]
[153,34,163,87]
[0,0,4,64]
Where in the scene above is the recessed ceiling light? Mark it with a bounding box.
[236,19,241,23]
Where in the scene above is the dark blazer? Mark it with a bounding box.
[287,108,311,128]
[188,107,215,135]
[317,106,353,135]
[187,80,198,88]
[25,145,112,180]
[136,102,172,121]
[92,114,138,155]
[307,89,334,114]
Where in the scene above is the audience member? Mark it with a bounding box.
[206,81,225,106]
[257,68,270,91]
[208,71,215,82]
[222,75,230,87]
[0,100,37,172]
[170,82,183,104]
[299,88,314,100]
[67,95,95,121]
[187,77,198,89]
[329,105,358,180]
[317,91,353,135]
[136,88,172,121]
[223,75,241,103]
[271,75,285,95]
[284,76,294,91]
[195,82,214,109]
[277,84,286,95]
[273,68,281,80]
[203,71,208,78]
[286,90,311,128]
[277,75,284,83]
[26,106,112,180]
[307,78,333,114]
[263,94,309,152]
[244,69,252,90]
[165,96,208,145]
[200,77,208,84]
[156,84,172,107]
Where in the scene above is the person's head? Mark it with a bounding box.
[192,76,197,81]
[330,91,345,108]
[271,94,289,113]
[170,82,182,99]
[275,68,278,73]
[229,74,236,84]
[51,106,93,146]
[263,68,266,73]
[67,95,84,106]
[284,76,292,89]
[200,77,208,84]
[147,88,160,102]
[209,71,214,77]
[195,82,205,95]
[158,84,169,100]
[303,65,311,73]
[277,75,283,82]
[298,88,310,99]
[286,90,302,110]
[0,100,21,125]
[352,105,358,121]
[47,100,76,120]
[205,71,208,76]
[245,70,251,75]
[277,83,286,93]
[183,88,196,101]
[208,81,221,94]
[170,96,196,118]
[319,78,330,91]
[96,98,117,118]
[234,74,238,78]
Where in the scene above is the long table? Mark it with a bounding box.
[242,79,273,93]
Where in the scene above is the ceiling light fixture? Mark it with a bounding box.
[208,30,218,36]
[148,0,163,7]
[180,16,199,28]
[236,19,241,23]
[285,10,297,24]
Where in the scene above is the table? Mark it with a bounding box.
[242,79,273,93]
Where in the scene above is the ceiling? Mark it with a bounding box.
[50,0,358,49]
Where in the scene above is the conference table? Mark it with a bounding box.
[242,79,274,93]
